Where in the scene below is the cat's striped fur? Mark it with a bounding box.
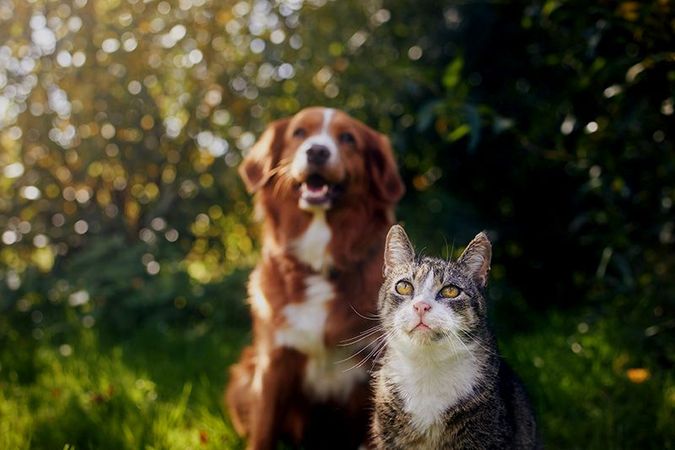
[370,225,540,449]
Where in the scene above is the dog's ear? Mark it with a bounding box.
[364,128,405,204]
[239,118,290,193]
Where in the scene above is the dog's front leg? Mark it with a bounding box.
[247,346,305,450]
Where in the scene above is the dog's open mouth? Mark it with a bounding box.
[299,174,339,207]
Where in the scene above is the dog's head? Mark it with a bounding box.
[239,107,404,211]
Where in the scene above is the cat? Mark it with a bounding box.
[370,224,540,450]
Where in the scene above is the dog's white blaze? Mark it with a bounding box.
[307,107,338,161]
[389,346,480,432]
[290,108,339,178]
[321,107,335,132]
[292,210,332,272]
[248,269,272,321]
[275,274,333,354]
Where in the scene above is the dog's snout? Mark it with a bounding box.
[306,145,330,166]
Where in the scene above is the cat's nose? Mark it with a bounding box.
[413,301,431,316]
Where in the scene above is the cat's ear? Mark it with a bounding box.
[458,232,492,287]
[384,224,414,277]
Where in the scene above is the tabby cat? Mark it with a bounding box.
[370,225,539,449]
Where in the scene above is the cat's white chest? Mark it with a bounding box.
[389,350,480,431]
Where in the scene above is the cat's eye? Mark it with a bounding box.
[395,280,414,296]
[439,285,461,299]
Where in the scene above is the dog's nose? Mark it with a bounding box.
[306,145,330,166]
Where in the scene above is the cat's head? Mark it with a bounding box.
[379,224,492,354]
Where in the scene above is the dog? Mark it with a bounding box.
[225,107,404,450]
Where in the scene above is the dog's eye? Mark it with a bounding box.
[395,280,414,296]
[439,285,461,299]
[338,132,355,145]
[293,128,306,138]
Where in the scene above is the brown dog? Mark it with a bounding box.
[226,107,404,450]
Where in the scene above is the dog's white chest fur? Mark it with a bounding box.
[273,214,366,400]
[292,211,332,272]
[388,348,479,431]
[277,211,333,353]
[275,274,333,354]
[275,273,366,401]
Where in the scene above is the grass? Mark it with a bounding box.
[500,312,673,449]
[0,303,672,449]
[0,316,249,450]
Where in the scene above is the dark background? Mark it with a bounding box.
[0,0,673,448]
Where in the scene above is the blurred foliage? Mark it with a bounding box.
[0,0,673,447]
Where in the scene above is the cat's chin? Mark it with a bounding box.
[405,325,443,345]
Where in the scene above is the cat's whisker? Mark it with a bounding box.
[455,327,499,357]
[337,333,388,364]
[468,338,498,357]
[442,234,450,261]
[349,304,382,321]
[439,328,474,361]
[446,328,477,360]
[339,325,384,347]
[343,339,387,373]
[440,329,462,359]
[341,324,383,340]
[340,333,390,372]
[368,339,389,373]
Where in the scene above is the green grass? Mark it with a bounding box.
[0,319,249,450]
[500,312,674,449]
[0,308,672,449]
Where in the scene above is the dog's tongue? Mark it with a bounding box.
[305,183,329,195]
[301,175,331,204]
